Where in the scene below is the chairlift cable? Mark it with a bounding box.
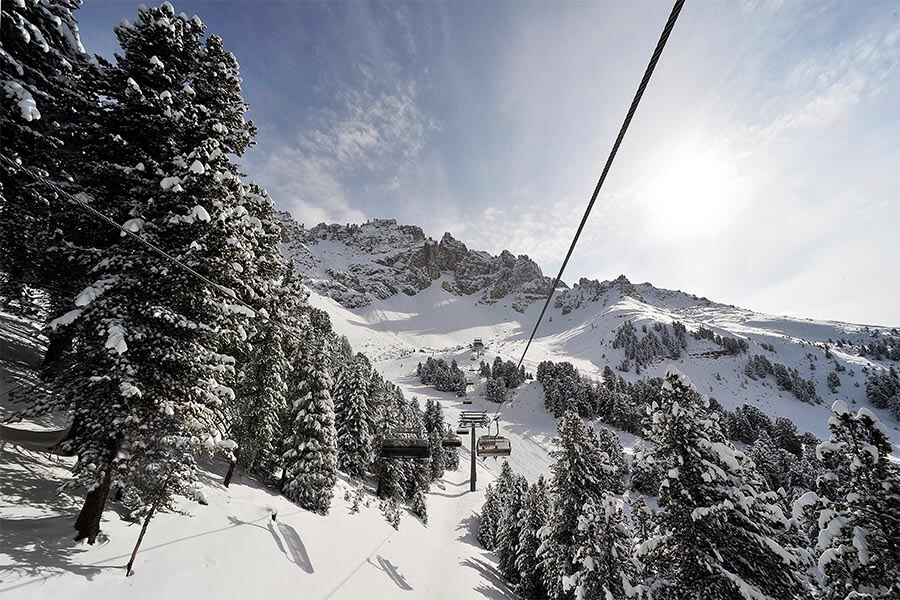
[492,0,686,422]
[0,152,305,346]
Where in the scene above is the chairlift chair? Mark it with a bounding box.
[476,420,511,459]
[455,427,469,436]
[380,427,431,459]
[442,426,462,448]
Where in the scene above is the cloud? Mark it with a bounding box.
[248,59,438,226]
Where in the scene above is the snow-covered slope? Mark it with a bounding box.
[3,215,897,600]
[288,216,900,442]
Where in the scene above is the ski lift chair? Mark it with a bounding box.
[455,427,469,436]
[442,426,462,448]
[476,421,511,459]
[380,428,431,459]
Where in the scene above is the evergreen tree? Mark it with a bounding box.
[809,400,900,599]
[496,471,528,584]
[478,461,519,550]
[0,0,96,320]
[565,495,635,600]
[232,274,306,474]
[334,354,372,478]
[479,484,502,550]
[32,4,259,543]
[637,368,809,600]
[281,330,338,514]
[515,476,551,600]
[541,411,624,599]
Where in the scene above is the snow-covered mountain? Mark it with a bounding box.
[280,214,557,312]
[282,213,900,440]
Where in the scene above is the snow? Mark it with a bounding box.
[189,159,205,174]
[149,55,164,69]
[3,81,40,121]
[160,175,181,190]
[126,77,141,94]
[105,324,128,354]
[190,205,211,222]
[48,309,82,331]
[852,526,869,565]
[831,399,849,416]
[122,217,145,234]
[791,491,820,520]
[3,212,900,598]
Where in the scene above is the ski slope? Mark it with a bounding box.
[0,307,555,600]
[2,272,897,599]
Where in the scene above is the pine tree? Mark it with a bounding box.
[479,485,501,549]
[478,461,518,550]
[541,411,626,599]
[496,471,528,584]
[810,400,900,599]
[281,330,338,514]
[516,476,551,600]
[232,274,306,474]
[637,367,809,600]
[334,354,373,478]
[565,495,635,600]
[0,0,95,319]
[30,4,262,543]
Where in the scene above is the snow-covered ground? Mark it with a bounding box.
[0,307,550,600]
[2,264,898,598]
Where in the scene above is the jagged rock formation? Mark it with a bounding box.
[280,214,559,311]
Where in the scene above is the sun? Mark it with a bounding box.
[644,148,735,239]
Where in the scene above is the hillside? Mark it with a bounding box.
[287,215,900,442]
[2,215,897,600]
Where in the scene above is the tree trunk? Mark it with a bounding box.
[126,505,156,577]
[74,470,112,544]
[41,327,75,375]
[223,460,236,488]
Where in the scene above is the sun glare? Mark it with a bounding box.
[645,150,734,238]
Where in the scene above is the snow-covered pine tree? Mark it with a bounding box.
[0,0,95,317]
[479,484,502,550]
[401,397,432,503]
[496,470,528,584]
[478,460,519,550]
[541,411,632,599]
[808,400,900,599]
[231,272,307,475]
[334,353,373,479]
[565,495,635,600]
[424,399,447,481]
[515,476,551,600]
[372,383,407,501]
[33,3,258,543]
[637,367,809,600]
[594,425,626,493]
[281,327,338,514]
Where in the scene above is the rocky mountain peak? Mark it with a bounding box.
[280,213,558,311]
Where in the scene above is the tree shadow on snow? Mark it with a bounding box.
[0,515,124,591]
[460,557,517,600]
[455,512,481,548]
[367,554,412,591]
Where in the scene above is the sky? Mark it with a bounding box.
[76,1,900,326]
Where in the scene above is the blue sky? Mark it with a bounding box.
[77,1,900,326]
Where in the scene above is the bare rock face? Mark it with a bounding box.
[280,214,560,311]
